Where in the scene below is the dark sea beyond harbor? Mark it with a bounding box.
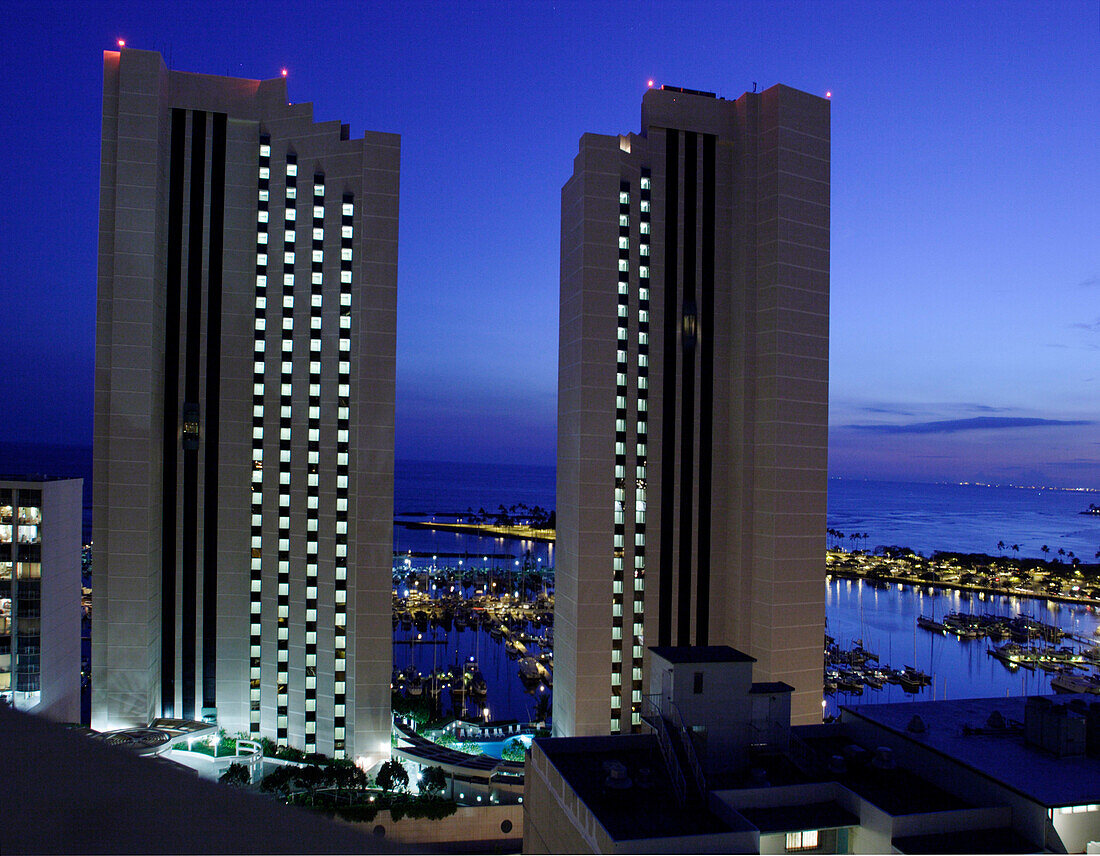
[394,461,1100,564]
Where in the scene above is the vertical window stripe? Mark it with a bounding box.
[249,132,271,736]
[333,192,353,759]
[275,150,297,745]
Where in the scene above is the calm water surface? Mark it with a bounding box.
[824,578,1100,718]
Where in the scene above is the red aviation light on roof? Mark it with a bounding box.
[281,68,288,77]
[647,79,655,88]
[117,39,126,48]
[825,90,832,98]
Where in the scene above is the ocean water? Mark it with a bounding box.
[393,459,556,569]
[828,478,1100,561]
[393,463,1100,566]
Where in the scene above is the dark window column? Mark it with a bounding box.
[181,108,207,721]
[161,107,186,717]
[697,133,716,645]
[201,111,227,718]
[677,131,697,647]
[658,129,679,647]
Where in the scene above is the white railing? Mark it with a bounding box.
[662,698,707,799]
[640,694,686,806]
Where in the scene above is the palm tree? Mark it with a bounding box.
[1041,545,1050,559]
[997,540,1006,555]
[1011,544,1020,558]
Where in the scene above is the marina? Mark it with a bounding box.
[824,576,1100,717]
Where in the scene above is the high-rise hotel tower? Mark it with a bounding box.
[92,49,398,762]
[556,84,828,734]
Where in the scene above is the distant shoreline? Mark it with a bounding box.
[396,519,555,543]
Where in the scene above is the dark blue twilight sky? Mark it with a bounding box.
[0,1,1097,487]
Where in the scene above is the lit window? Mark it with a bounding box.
[286,163,297,176]
[257,232,268,244]
[259,167,270,180]
[785,831,819,851]
[259,144,271,157]
[285,230,296,243]
[618,236,629,249]
[618,191,629,204]
[618,260,629,272]
[341,248,352,261]
[286,187,297,199]
[619,214,629,226]
[313,205,324,219]
[640,222,650,234]
[258,210,269,222]
[342,202,354,216]
[285,208,295,221]
[640,200,650,212]
[640,177,650,190]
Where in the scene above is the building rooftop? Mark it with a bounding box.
[649,645,755,664]
[893,826,1039,854]
[0,705,394,854]
[535,734,742,841]
[737,801,858,833]
[843,695,1100,808]
[749,681,795,694]
[0,474,81,483]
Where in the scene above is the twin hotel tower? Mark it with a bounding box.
[94,49,829,764]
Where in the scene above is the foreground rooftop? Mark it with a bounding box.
[844,695,1100,808]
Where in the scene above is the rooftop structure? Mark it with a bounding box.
[525,646,1100,853]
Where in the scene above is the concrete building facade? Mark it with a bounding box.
[0,477,82,722]
[556,84,830,735]
[92,48,398,763]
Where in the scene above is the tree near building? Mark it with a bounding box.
[377,759,409,795]
[420,765,446,796]
[219,762,250,788]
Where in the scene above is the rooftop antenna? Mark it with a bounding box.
[752,81,757,92]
